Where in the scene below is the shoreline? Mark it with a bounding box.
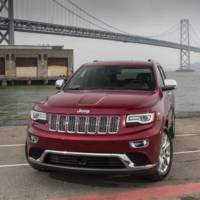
[0,111,200,127]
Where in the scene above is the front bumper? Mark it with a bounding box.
[27,120,162,174]
[28,150,157,174]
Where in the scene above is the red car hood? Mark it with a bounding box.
[41,90,159,110]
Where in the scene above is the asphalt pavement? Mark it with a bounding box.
[0,118,200,200]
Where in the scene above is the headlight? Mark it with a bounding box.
[30,110,47,121]
[126,113,155,125]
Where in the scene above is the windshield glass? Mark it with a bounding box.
[65,66,155,91]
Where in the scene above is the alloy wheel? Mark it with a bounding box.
[157,132,171,175]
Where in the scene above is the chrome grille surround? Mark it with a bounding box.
[49,115,120,134]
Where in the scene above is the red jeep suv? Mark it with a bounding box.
[26,60,177,181]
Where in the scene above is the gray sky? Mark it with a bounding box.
[15,0,200,71]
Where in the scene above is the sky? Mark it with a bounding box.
[15,0,200,71]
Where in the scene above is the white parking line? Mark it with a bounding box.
[176,134,200,137]
[0,144,25,148]
[174,150,200,155]
[0,163,29,168]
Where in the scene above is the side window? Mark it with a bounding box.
[157,65,165,89]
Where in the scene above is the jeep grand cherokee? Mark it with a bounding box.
[26,60,177,181]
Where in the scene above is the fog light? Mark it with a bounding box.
[129,139,149,149]
[29,135,39,144]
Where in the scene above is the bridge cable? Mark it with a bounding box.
[148,23,179,39]
[190,23,200,46]
[51,0,112,31]
[64,0,129,34]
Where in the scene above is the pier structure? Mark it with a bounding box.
[0,45,73,86]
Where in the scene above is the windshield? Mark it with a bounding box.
[65,66,155,91]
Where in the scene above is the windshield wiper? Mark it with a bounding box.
[67,86,82,90]
[67,87,121,90]
[104,87,119,90]
[87,87,119,90]
[123,87,150,91]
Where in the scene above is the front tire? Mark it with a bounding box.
[149,130,173,181]
[169,114,176,138]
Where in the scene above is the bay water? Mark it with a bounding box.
[0,72,200,120]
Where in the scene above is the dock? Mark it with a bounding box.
[0,45,73,86]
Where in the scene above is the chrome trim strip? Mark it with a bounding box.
[65,115,68,133]
[58,115,66,133]
[67,116,76,134]
[28,150,157,172]
[98,116,108,135]
[108,116,120,134]
[48,114,54,132]
[75,115,79,133]
[87,116,97,134]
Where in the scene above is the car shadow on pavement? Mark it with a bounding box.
[48,171,155,188]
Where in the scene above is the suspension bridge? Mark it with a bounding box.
[1,0,200,71]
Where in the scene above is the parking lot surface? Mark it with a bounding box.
[0,117,200,200]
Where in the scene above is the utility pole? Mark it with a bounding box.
[178,19,193,71]
[0,0,15,45]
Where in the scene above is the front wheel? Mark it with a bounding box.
[149,130,173,181]
[169,114,176,138]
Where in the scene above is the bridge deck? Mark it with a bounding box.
[0,17,200,53]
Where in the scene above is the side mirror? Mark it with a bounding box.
[164,79,177,90]
[55,79,64,90]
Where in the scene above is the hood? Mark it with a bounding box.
[41,90,159,110]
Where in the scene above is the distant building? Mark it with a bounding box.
[0,45,73,86]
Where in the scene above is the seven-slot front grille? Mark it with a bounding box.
[49,115,120,134]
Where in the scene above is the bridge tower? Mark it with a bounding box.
[0,0,14,45]
[178,19,193,71]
